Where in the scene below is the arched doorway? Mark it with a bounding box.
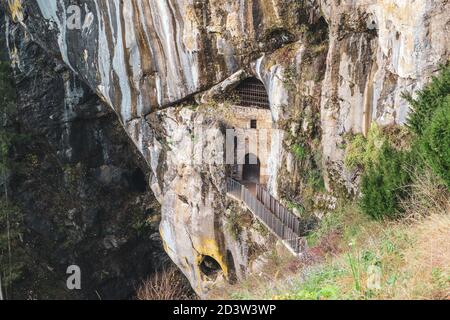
[242,153,260,184]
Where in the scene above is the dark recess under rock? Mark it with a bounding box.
[0,14,174,300]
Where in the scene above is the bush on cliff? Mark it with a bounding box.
[406,64,450,188]
[359,65,450,220]
[359,142,411,220]
[416,96,450,188]
[404,65,450,137]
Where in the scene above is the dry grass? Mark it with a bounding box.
[136,268,196,300]
[394,213,450,299]
[402,167,449,219]
[330,211,449,300]
[208,246,300,300]
[385,168,449,299]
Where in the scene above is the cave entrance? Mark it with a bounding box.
[199,255,222,279]
[242,153,260,184]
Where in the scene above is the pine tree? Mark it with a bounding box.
[404,64,450,136]
[359,142,411,219]
[405,64,450,188]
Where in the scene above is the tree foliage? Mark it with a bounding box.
[418,98,450,188]
[359,142,411,220]
[359,64,450,220]
[404,64,450,136]
[406,64,450,188]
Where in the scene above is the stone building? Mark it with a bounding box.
[222,78,274,187]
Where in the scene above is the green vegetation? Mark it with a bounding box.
[345,124,412,220]
[345,124,386,170]
[405,64,450,187]
[272,266,343,300]
[404,65,450,136]
[418,104,450,187]
[306,167,326,192]
[291,144,307,160]
[359,142,411,219]
[345,65,450,219]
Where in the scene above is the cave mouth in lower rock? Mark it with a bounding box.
[199,255,222,279]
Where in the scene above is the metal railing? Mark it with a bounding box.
[226,178,305,255]
[256,185,304,235]
[227,178,242,200]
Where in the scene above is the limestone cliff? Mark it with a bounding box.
[3,0,449,296]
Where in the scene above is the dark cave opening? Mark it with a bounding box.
[130,168,148,193]
[199,255,222,279]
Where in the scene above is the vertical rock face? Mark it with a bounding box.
[4,0,450,296]
[2,14,165,299]
[320,0,450,192]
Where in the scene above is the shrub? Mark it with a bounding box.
[359,65,450,219]
[292,144,307,160]
[344,134,367,169]
[405,64,450,188]
[417,99,450,188]
[359,142,411,220]
[404,64,450,136]
[345,124,385,170]
[307,168,326,192]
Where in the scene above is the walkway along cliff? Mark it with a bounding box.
[227,178,307,256]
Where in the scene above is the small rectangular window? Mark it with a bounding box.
[250,120,257,129]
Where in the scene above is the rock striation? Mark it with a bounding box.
[4,0,449,296]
